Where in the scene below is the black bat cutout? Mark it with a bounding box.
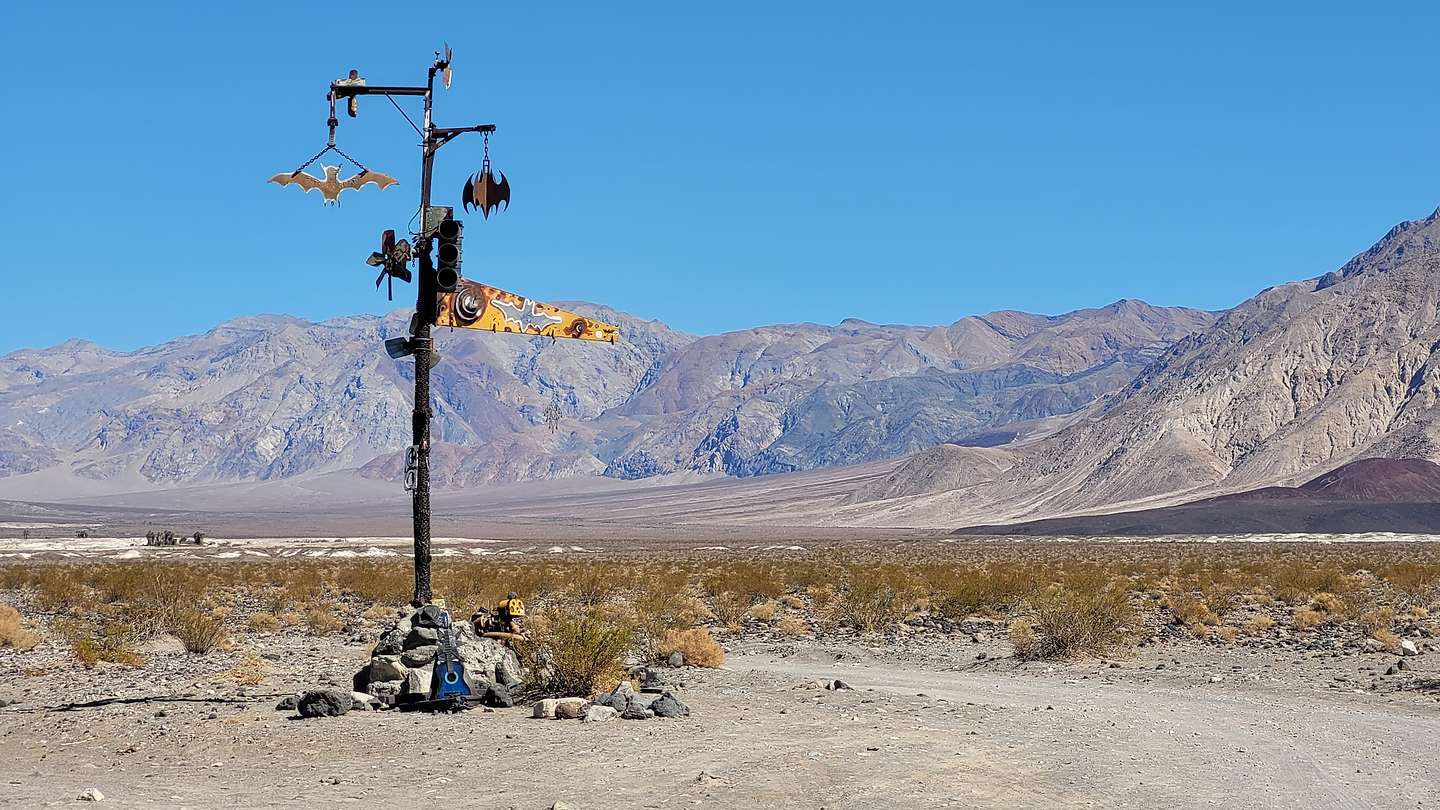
[462,169,510,218]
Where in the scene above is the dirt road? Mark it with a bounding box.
[729,647,1438,809]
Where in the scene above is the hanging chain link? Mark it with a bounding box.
[288,90,372,175]
[481,130,491,174]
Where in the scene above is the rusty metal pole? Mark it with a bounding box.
[410,65,438,606]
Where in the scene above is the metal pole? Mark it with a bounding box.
[410,65,438,606]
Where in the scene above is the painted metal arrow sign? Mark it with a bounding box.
[436,280,619,343]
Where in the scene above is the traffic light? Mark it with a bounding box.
[435,217,462,292]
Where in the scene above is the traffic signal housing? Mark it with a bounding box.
[435,218,462,292]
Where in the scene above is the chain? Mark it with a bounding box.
[482,130,491,174]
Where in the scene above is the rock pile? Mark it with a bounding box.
[354,606,523,706]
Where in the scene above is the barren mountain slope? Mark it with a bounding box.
[0,292,1212,495]
[863,208,1440,525]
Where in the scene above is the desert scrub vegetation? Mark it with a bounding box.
[518,609,636,697]
[654,628,726,668]
[0,603,41,651]
[1010,570,1135,660]
[0,541,1438,669]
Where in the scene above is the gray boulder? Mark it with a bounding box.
[404,626,440,650]
[297,689,352,718]
[401,645,439,668]
[583,705,618,723]
[369,655,407,682]
[367,680,402,707]
[650,692,690,718]
[402,664,434,700]
[620,702,654,720]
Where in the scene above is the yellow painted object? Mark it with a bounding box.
[498,597,526,617]
[437,280,618,343]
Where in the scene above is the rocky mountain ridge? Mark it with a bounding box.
[861,208,1440,526]
[0,297,1215,492]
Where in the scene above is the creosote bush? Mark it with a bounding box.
[1011,572,1134,660]
[519,609,635,698]
[655,628,726,668]
[0,604,40,651]
[1,541,1438,669]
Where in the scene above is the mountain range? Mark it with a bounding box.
[2,207,1438,532]
[0,297,1213,496]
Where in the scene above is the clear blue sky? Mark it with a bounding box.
[1,2,1436,353]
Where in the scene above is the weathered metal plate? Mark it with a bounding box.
[435,280,618,343]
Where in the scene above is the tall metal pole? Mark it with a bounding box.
[324,53,497,606]
[410,65,438,606]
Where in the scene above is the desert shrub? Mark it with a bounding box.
[565,564,625,607]
[778,594,805,610]
[836,565,921,634]
[1355,606,1395,636]
[748,601,777,622]
[0,604,40,651]
[1245,615,1276,636]
[1310,592,1344,614]
[519,610,635,698]
[56,619,143,667]
[1373,628,1402,653]
[334,562,411,605]
[1168,593,1219,637]
[1292,607,1325,631]
[708,592,749,630]
[631,588,708,657]
[170,610,228,653]
[1010,572,1133,660]
[655,628,726,668]
[778,615,808,636]
[221,653,269,686]
[1272,561,1351,604]
[1213,625,1239,643]
[247,612,281,633]
[304,605,343,636]
[931,563,1041,618]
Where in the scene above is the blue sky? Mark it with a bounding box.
[1,2,1436,353]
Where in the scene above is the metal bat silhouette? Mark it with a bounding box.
[462,168,509,218]
[268,165,398,205]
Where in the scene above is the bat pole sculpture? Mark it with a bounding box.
[325,50,497,606]
[291,47,618,607]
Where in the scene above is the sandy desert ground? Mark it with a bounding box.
[2,535,1438,809]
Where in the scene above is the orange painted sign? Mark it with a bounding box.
[435,280,618,343]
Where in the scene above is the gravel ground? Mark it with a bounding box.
[2,622,1437,809]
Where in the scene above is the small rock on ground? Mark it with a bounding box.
[297,689,352,718]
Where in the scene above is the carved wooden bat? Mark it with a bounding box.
[268,165,398,205]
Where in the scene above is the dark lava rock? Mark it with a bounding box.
[275,695,299,711]
[620,702,653,720]
[650,692,691,718]
[297,689,352,718]
[404,626,440,650]
[413,605,446,629]
[374,629,405,656]
[482,683,514,708]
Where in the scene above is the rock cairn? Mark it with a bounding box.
[354,605,523,707]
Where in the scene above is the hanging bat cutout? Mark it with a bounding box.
[268,165,398,205]
[462,169,510,218]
